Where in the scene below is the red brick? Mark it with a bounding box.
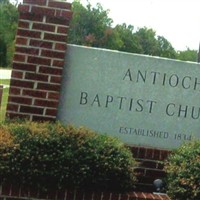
[10,79,34,89]
[8,96,32,105]
[154,149,161,160]
[143,193,155,200]
[27,56,51,66]
[57,26,68,34]
[140,160,157,169]
[48,1,71,10]
[138,147,147,158]
[44,33,67,42]
[25,72,49,82]
[18,4,30,13]
[41,50,65,59]
[23,89,47,98]
[45,108,57,116]
[16,46,39,56]
[32,23,55,32]
[9,184,21,197]
[46,16,70,26]
[111,193,123,200]
[7,103,19,113]
[19,12,43,22]
[50,76,62,84]
[83,192,95,200]
[160,150,170,161]
[9,87,21,95]
[13,54,26,62]
[47,92,60,100]
[37,82,60,91]
[17,29,41,39]
[56,189,69,200]
[30,39,53,49]
[11,70,23,79]
[101,193,112,200]
[55,10,73,20]
[119,194,130,200]
[146,149,154,159]
[130,146,139,157]
[23,0,47,5]
[34,99,58,108]
[20,105,44,115]
[12,62,37,72]
[52,60,64,68]
[93,192,103,200]
[6,112,30,120]
[32,115,55,121]
[31,6,55,16]
[145,169,166,178]
[39,66,62,75]
[16,37,28,45]
[55,43,66,51]
[18,20,30,29]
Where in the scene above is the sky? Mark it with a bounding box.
[67,0,200,51]
[17,0,200,51]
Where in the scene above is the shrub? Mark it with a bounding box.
[164,140,200,200]
[0,121,137,192]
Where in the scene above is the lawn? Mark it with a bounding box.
[0,79,10,122]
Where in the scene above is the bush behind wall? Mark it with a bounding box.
[0,121,137,192]
[164,140,200,200]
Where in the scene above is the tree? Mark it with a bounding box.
[0,0,18,67]
[133,27,159,56]
[157,36,176,59]
[68,0,114,48]
[176,48,198,62]
[114,23,142,53]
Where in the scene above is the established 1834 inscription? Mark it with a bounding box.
[57,44,200,149]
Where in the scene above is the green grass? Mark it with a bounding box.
[0,79,10,122]
[0,79,10,85]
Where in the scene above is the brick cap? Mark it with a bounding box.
[18,3,73,21]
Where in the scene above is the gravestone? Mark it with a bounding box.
[58,44,200,150]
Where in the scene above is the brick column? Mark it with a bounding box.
[6,0,72,121]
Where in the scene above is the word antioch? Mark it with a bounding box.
[123,69,200,91]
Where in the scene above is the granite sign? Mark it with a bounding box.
[57,44,200,149]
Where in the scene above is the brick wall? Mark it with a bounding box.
[0,184,171,200]
[6,0,72,121]
[130,146,171,192]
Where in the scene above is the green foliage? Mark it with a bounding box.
[164,140,200,200]
[69,0,114,48]
[157,36,176,59]
[176,48,198,62]
[0,121,137,192]
[114,23,141,53]
[0,0,18,67]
